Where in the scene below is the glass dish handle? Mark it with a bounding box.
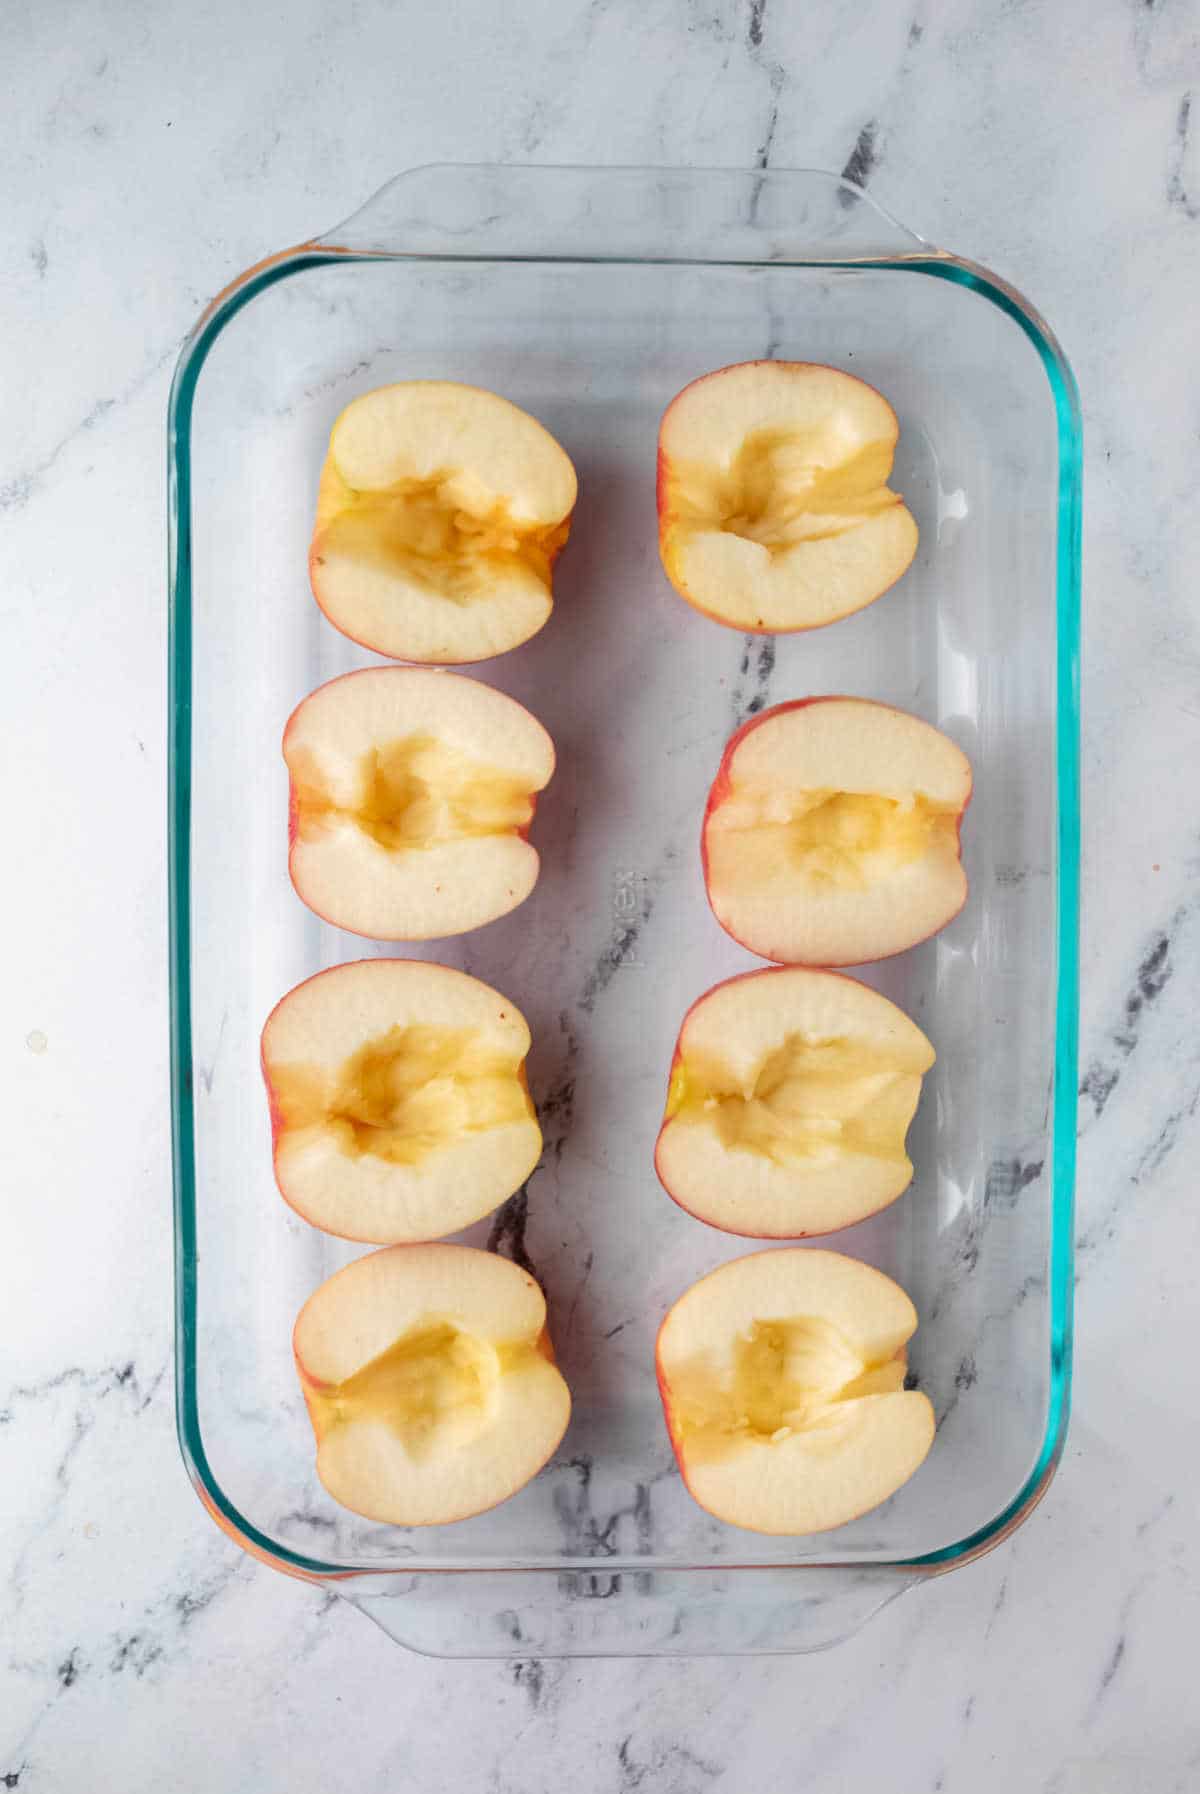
[314,164,930,265]
[338,1566,923,1658]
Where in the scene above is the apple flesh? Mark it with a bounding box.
[655,967,934,1238]
[657,361,918,632]
[284,667,555,940]
[703,697,972,966]
[262,958,543,1244]
[656,1248,934,1534]
[309,381,577,663]
[294,1244,571,1526]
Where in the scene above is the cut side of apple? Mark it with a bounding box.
[657,361,918,632]
[309,382,577,663]
[262,959,543,1244]
[656,1248,934,1535]
[703,697,972,966]
[656,968,934,1238]
[284,667,555,940]
[294,1244,571,1526]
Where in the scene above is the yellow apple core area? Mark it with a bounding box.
[665,1036,918,1167]
[272,1024,533,1165]
[709,787,960,891]
[293,734,535,854]
[671,1317,906,1457]
[310,1321,538,1456]
[320,468,569,602]
[667,428,901,553]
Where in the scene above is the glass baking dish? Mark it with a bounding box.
[168,165,1080,1656]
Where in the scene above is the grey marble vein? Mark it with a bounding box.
[1,342,178,514]
[840,117,881,190]
[1166,92,1198,219]
[728,633,776,727]
[1078,914,1180,1123]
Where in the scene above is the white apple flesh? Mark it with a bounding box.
[310,381,577,663]
[284,667,555,941]
[658,361,918,632]
[656,967,935,1237]
[703,697,972,966]
[657,1248,934,1535]
[294,1244,571,1526]
[262,959,543,1244]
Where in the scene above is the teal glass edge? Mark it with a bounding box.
[168,246,1081,1582]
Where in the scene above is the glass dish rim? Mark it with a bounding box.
[168,162,1080,1585]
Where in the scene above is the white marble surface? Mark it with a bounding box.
[2,0,1198,1786]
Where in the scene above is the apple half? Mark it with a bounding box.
[656,1248,934,1535]
[655,968,934,1238]
[309,382,577,664]
[261,959,543,1244]
[703,697,972,966]
[294,1244,571,1526]
[657,361,918,632]
[284,667,555,940]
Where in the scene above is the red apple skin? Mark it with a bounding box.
[699,696,973,968]
[655,1348,686,1476]
[260,960,359,1239]
[260,959,538,1242]
[260,963,349,1239]
[655,1278,727,1514]
[307,516,573,667]
[653,964,911,1239]
[656,362,917,636]
[653,440,674,561]
[281,668,553,939]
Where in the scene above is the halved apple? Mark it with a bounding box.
[262,959,542,1243]
[657,360,918,632]
[703,697,972,965]
[656,1248,934,1534]
[656,968,934,1238]
[294,1244,571,1526]
[284,667,555,940]
[309,382,577,663]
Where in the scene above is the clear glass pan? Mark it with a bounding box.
[169,165,1080,1655]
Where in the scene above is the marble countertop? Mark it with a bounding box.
[4,0,1198,1786]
